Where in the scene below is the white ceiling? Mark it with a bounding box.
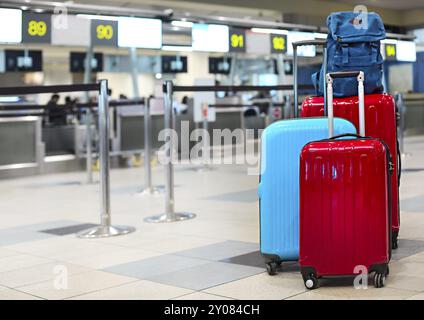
[326,0,424,10]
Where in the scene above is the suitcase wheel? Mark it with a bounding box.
[373,272,386,288]
[304,275,319,290]
[266,262,280,276]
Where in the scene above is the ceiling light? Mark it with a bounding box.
[171,20,193,28]
[251,28,288,35]
[76,14,120,21]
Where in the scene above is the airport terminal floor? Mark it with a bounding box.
[0,136,423,300]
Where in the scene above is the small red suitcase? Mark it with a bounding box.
[301,91,400,249]
[299,71,393,289]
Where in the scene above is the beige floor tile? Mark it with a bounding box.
[174,292,233,300]
[18,270,137,300]
[0,254,52,273]
[63,248,161,269]
[0,262,91,288]
[68,280,193,300]
[407,293,424,300]
[287,286,418,300]
[389,261,424,278]
[0,285,42,300]
[0,248,20,259]
[205,272,305,300]
[386,275,424,292]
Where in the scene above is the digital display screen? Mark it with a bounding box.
[161,55,188,73]
[396,40,416,62]
[209,57,232,74]
[118,17,162,49]
[287,31,316,57]
[5,50,42,72]
[192,24,229,53]
[70,52,104,73]
[0,8,22,43]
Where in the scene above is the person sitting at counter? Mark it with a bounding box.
[47,94,67,126]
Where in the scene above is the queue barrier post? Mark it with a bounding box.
[138,97,164,195]
[85,107,94,184]
[144,81,196,223]
[78,80,136,237]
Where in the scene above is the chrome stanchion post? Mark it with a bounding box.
[78,80,136,238]
[144,81,196,223]
[138,97,164,195]
[86,108,93,184]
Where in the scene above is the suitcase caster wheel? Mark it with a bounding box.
[374,272,386,288]
[304,275,318,290]
[266,262,279,276]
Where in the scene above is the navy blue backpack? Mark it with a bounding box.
[313,11,386,97]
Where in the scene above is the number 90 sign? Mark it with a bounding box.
[96,24,113,40]
[91,20,118,46]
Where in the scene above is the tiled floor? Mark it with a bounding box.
[0,136,423,300]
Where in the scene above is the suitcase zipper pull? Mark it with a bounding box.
[389,162,394,174]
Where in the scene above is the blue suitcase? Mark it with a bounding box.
[258,117,356,275]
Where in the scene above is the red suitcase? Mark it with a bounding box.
[299,71,392,289]
[301,91,400,249]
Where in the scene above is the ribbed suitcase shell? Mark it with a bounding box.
[299,138,391,277]
[259,118,356,262]
[300,93,400,244]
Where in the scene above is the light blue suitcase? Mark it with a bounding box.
[258,117,356,275]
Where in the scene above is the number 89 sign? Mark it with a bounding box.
[22,12,51,43]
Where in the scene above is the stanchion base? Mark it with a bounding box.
[136,185,165,196]
[77,225,136,238]
[144,212,196,223]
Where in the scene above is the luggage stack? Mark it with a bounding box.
[258,11,400,289]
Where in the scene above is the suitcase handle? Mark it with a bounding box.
[326,71,365,138]
[293,39,327,118]
[328,133,369,140]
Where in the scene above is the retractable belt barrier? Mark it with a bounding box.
[145,82,311,224]
[0,81,135,239]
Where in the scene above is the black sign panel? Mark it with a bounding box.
[161,56,188,73]
[384,43,397,61]
[270,34,287,54]
[209,57,232,74]
[5,50,43,72]
[70,52,104,73]
[229,28,246,53]
[91,19,118,47]
[22,12,51,44]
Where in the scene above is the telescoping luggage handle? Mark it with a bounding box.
[326,71,365,138]
[293,39,327,118]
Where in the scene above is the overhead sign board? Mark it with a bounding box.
[118,17,162,49]
[192,24,229,53]
[22,12,51,44]
[0,8,22,43]
[270,34,287,54]
[52,15,90,46]
[229,28,246,53]
[384,43,397,61]
[91,19,118,47]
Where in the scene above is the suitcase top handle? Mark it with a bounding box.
[326,71,365,138]
[292,39,327,48]
[293,40,328,118]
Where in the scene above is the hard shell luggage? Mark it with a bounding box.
[301,92,400,249]
[259,41,357,275]
[299,71,392,289]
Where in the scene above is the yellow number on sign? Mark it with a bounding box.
[386,45,396,57]
[231,34,244,48]
[28,20,47,37]
[273,36,286,51]
[96,25,113,40]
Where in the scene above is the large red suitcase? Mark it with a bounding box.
[301,90,400,249]
[299,71,392,289]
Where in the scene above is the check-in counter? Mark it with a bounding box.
[0,116,45,178]
[402,93,424,136]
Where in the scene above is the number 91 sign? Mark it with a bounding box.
[91,20,118,47]
[22,12,51,43]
